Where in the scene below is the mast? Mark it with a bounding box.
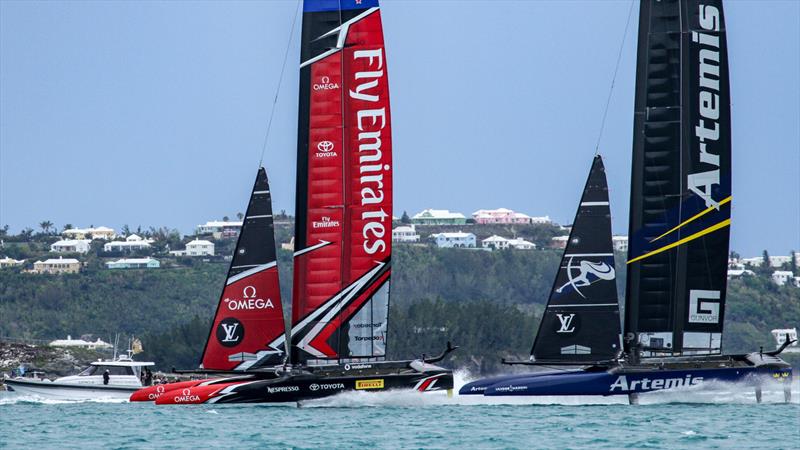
[531,155,621,363]
[291,0,392,366]
[625,0,731,357]
[199,168,287,371]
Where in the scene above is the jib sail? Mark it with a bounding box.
[624,0,731,356]
[200,168,287,371]
[290,0,392,365]
[531,156,621,362]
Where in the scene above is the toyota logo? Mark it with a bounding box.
[317,141,334,153]
[309,383,320,391]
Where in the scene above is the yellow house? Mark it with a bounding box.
[32,257,81,274]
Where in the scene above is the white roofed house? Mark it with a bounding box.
[62,226,116,240]
[482,235,510,250]
[50,239,91,254]
[170,239,215,257]
[612,236,628,252]
[106,257,161,269]
[32,257,81,274]
[392,225,420,243]
[508,237,535,250]
[551,235,569,249]
[411,209,467,226]
[103,234,153,253]
[196,220,243,239]
[430,231,476,248]
[771,271,799,287]
[0,256,25,268]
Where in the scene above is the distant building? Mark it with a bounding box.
[392,225,420,243]
[482,235,535,250]
[170,239,215,257]
[771,271,799,287]
[50,239,92,254]
[727,268,755,279]
[742,255,793,268]
[612,236,628,252]
[472,208,544,225]
[411,209,467,226]
[0,256,24,268]
[106,257,160,269]
[32,257,81,274]
[551,235,569,249]
[430,231,476,248]
[196,221,243,239]
[49,335,113,350]
[771,328,799,352]
[281,237,295,251]
[103,234,153,253]
[62,226,116,240]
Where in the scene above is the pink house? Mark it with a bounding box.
[472,208,550,225]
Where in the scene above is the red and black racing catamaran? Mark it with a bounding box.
[461,0,793,404]
[131,0,454,405]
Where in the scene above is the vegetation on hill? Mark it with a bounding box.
[1,245,798,375]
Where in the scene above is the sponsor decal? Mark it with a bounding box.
[555,313,577,334]
[349,48,391,255]
[609,374,703,392]
[173,388,201,403]
[344,363,373,371]
[688,4,724,209]
[354,335,384,342]
[352,322,383,329]
[492,384,528,393]
[555,257,615,298]
[216,317,244,347]
[312,216,341,229]
[313,75,340,91]
[315,140,338,158]
[355,379,384,390]
[223,286,275,311]
[266,385,300,394]
[688,289,720,324]
[309,383,345,392]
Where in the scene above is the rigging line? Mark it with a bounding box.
[258,0,302,168]
[594,0,636,156]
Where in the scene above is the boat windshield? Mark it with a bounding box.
[79,365,134,376]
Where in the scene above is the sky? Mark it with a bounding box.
[1,0,798,257]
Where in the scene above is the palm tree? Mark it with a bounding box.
[236,212,244,221]
[39,220,53,235]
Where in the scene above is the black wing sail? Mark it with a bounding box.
[624,0,731,357]
[531,155,621,363]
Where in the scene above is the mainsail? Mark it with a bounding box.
[291,0,392,365]
[531,155,621,362]
[624,0,731,356]
[200,168,287,371]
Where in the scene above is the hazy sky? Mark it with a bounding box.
[1,1,798,256]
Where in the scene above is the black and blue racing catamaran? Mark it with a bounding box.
[461,0,793,403]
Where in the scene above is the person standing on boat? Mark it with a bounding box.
[103,369,110,385]
[144,368,152,386]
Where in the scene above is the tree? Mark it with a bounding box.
[401,211,411,224]
[62,224,74,232]
[759,249,771,276]
[223,216,230,222]
[791,251,798,276]
[39,221,53,235]
[0,225,9,238]
[122,224,131,236]
[236,212,244,221]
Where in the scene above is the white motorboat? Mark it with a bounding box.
[3,354,154,400]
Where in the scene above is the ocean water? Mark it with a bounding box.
[1,372,798,449]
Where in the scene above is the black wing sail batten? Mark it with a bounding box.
[531,155,621,363]
[624,0,731,357]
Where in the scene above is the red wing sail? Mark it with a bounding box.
[291,0,391,365]
[200,168,287,371]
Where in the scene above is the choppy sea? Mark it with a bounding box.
[1,372,798,449]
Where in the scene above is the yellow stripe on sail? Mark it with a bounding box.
[627,218,731,265]
[649,196,732,243]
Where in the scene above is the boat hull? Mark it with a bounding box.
[483,366,792,397]
[154,366,453,404]
[4,378,139,401]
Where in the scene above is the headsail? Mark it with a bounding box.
[625,0,731,356]
[531,155,621,362]
[291,0,392,365]
[200,168,287,371]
